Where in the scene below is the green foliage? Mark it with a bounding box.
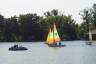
[18,14,42,41]
[43,10,79,40]
[1,4,96,41]
[79,3,96,40]
[0,9,81,41]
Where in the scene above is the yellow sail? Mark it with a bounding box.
[47,29,54,44]
[46,29,52,43]
[48,29,54,44]
[88,29,93,43]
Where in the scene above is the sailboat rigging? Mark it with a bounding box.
[46,23,66,47]
[87,29,93,45]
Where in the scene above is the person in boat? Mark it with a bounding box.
[59,42,61,46]
[88,40,93,45]
[13,44,18,48]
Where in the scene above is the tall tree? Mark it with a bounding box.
[0,14,5,41]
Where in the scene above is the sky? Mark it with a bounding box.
[0,0,96,24]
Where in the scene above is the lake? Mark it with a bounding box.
[0,41,96,64]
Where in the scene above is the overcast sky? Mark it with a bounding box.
[0,0,96,23]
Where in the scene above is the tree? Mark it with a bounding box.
[0,14,5,41]
[92,4,96,28]
[3,16,20,41]
[51,9,58,16]
[18,13,42,41]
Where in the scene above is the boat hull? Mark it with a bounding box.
[86,43,92,45]
[86,41,92,45]
[9,47,28,51]
[48,44,66,47]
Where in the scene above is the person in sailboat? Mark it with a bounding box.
[59,42,61,46]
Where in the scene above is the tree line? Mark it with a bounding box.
[0,3,96,42]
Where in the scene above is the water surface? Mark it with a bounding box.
[0,41,96,64]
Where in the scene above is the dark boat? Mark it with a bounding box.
[9,44,28,51]
[87,43,92,45]
[86,41,92,45]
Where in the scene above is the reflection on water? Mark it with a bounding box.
[0,41,96,64]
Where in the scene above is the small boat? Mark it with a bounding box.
[87,29,93,45]
[9,44,28,51]
[46,23,66,47]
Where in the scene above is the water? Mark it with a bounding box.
[0,41,96,64]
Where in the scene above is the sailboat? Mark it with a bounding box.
[87,29,93,45]
[46,24,66,47]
